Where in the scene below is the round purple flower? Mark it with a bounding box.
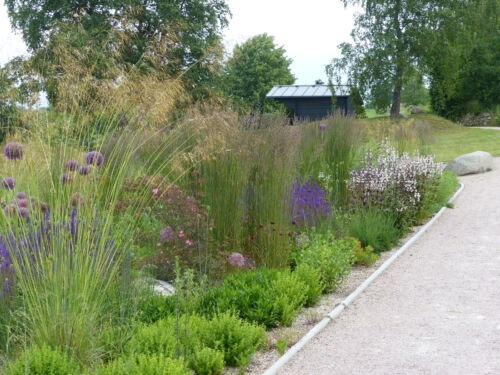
[19,207,29,220]
[4,142,25,160]
[61,173,73,185]
[228,252,245,267]
[4,204,17,216]
[64,160,80,171]
[79,165,91,175]
[16,192,27,199]
[17,199,28,208]
[2,177,15,190]
[159,226,175,241]
[319,123,327,131]
[85,151,104,167]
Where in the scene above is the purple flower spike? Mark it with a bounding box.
[4,142,25,160]
[85,151,104,167]
[16,192,27,199]
[64,160,80,171]
[319,123,327,131]
[61,173,73,185]
[2,177,15,190]
[79,165,91,175]
[228,252,245,267]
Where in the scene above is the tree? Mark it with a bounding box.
[223,34,295,111]
[5,0,230,100]
[327,0,454,118]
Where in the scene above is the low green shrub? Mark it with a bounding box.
[294,233,355,292]
[352,240,379,266]
[126,321,177,357]
[94,354,190,375]
[8,345,80,375]
[199,312,266,367]
[348,206,401,252]
[294,263,323,306]
[419,170,458,217]
[199,269,307,328]
[189,347,224,375]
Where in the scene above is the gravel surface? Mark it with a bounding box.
[275,160,500,375]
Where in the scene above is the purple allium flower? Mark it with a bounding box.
[319,123,327,131]
[61,173,73,185]
[16,192,27,199]
[159,226,175,241]
[4,204,17,216]
[79,165,91,175]
[19,207,29,220]
[2,177,15,190]
[64,160,80,171]
[228,252,245,267]
[17,199,28,208]
[85,151,104,167]
[4,142,25,160]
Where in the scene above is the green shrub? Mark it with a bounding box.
[352,240,380,266]
[189,347,224,375]
[8,345,80,375]
[199,312,266,367]
[294,263,323,306]
[95,354,190,375]
[294,233,355,292]
[126,321,177,357]
[199,269,307,328]
[348,206,401,252]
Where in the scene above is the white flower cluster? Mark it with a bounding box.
[349,141,442,213]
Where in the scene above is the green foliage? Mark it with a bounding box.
[223,34,295,111]
[189,347,224,375]
[275,339,288,355]
[353,244,379,266]
[8,345,80,375]
[294,233,355,292]
[200,269,306,328]
[401,71,429,108]
[419,170,459,216]
[350,86,366,118]
[348,206,401,252]
[293,263,323,307]
[198,312,266,367]
[94,354,191,375]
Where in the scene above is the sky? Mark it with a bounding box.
[0,0,358,84]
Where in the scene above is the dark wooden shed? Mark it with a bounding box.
[266,84,354,120]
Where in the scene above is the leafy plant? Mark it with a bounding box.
[189,347,224,375]
[293,233,355,292]
[94,354,191,375]
[293,263,323,307]
[8,345,80,375]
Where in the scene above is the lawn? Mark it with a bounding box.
[360,113,500,162]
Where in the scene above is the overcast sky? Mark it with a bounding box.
[0,0,358,84]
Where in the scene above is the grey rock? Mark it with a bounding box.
[411,107,425,114]
[459,112,493,127]
[141,278,175,296]
[445,151,494,176]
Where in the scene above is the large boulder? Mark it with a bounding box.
[411,107,425,114]
[445,151,494,176]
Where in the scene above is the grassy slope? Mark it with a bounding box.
[360,113,500,162]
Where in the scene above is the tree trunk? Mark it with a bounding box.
[390,75,402,118]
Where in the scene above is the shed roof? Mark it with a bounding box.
[266,84,350,98]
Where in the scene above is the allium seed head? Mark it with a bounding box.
[228,252,245,267]
[85,151,104,167]
[319,123,327,131]
[70,192,84,207]
[17,199,28,208]
[16,192,27,199]
[19,207,29,220]
[4,142,25,160]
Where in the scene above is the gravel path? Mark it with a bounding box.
[278,160,500,375]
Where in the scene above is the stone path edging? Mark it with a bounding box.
[261,182,465,375]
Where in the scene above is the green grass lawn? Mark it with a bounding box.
[360,113,500,162]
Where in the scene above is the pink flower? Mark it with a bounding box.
[228,252,245,267]
[178,230,185,238]
[152,188,159,195]
[185,239,193,246]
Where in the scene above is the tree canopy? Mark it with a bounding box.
[5,0,230,101]
[223,34,295,112]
